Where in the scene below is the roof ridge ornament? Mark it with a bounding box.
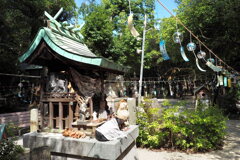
[44,8,84,41]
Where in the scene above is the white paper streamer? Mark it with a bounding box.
[128,14,140,37]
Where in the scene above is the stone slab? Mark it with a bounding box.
[23,125,138,160]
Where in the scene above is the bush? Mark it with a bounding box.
[0,124,24,160]
[5,123,19,137]
[216,86,240,118]
[0,139,24,160]
[136,99,227,152]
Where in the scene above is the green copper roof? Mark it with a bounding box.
[19,27,127,73]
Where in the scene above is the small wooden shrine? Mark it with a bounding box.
[19,8,127,133]
[194,85,211,107]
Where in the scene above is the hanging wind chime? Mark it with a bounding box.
[173,21,189,62]
[159,23,170,60]
[186,33,206,72]
[205,52,222,72]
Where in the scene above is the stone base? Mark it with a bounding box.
[50,142,138,160]
[23,125,139,160]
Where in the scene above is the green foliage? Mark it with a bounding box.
[0,0,76,74]
[5,123,19,137]
[137,98,166,148]
[0,139,24,160]
[80,0,161,75]
[235,83,240,101]
[0,123,24,160]
[216,83,240,118]
[83,5,114,58]
[176,0,240,70]
[137,99,227,152]
[158,0,240,77]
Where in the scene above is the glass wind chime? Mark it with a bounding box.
[160,40,170,60]
[173,21,189,62]
[196,40,222,73]
[205,52,222,73]
[186,33,206,72]
[159,21,170,61]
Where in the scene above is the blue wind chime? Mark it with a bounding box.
[186,33,206,72]
[173,21,189,62]
[159,30,170,60]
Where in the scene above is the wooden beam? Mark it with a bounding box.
[69,103,73,128]
[0,73,40,78]
[89,98,93,120]
[53,8,63,20]
[72,28,80,32]
[61,21,70,26]
[59,102,63,130]
[41,98,75,102]
[49,102,54,128]
[66,25,74,29]
[39,102,44,129]
[74,103,80,120]
[39,68,46,129]
[44,11,61,27]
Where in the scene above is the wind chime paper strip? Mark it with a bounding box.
[196,58,206,72]
[160,40,170,60]
[228,78,232,87]
[219,75,223,86]
[206,61,222,72]
[180,46,189,62]
[217,75,224,86]
[224,77,228,87]
[127,14,140,37]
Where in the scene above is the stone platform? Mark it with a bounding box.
[23,125,139,160]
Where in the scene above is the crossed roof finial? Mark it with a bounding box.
[44,8,84,41]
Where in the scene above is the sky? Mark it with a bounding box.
[74,0,178,19]
[155,0,178,18]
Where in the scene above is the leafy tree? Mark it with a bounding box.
[156,0,240,79]
[0,0,77,73]
[79,0,159,76]
[175,0,240,71]
[83,5,114,58]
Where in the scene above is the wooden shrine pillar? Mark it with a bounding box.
[59,102,63,130]
[49,102,54,128]
[40,67,48,129]
[68,102,73,128]
[89,98,93,120]
[100,71,105,102]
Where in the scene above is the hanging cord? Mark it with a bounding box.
[128,0,132,14]
[198,41,207,62]
[175,19,184,48]
[159,20,163,40]
[175,18,178,32]
[192,50,199,61]
[156,0,238,74]
[190,31,192,42]
[199,40,202,51]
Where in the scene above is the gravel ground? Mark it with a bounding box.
[137,120,240,160]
